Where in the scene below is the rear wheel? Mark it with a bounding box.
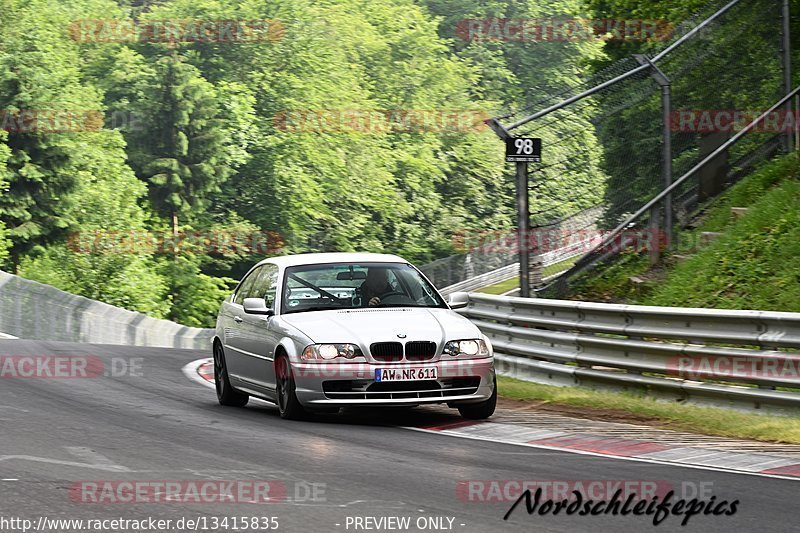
[457,376,496,420]
[213,342,249,407]
[275,354,306,420]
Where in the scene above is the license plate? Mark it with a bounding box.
[375,366,438,382]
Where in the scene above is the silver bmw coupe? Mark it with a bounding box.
[213,252,496,420]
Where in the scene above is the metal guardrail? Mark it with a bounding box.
[437,263,519,297]
[458,293,800,413]
[5,266,800,414]
[438,259,578,298]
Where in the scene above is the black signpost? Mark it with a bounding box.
[504,138,541,298]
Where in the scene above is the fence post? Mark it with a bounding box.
[530,254,544,289]
[635,54,673,246]
[463,252,474,280]
[649,207,661,266]
[782,0,794,152]
[662,83,673,245]
[796,92,800,152]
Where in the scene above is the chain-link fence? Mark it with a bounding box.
[419,238,518,293]
[0,270,213,349]
[425,0,793,296]
[504,0,790,296]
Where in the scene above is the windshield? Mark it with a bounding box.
[281,262,446,314]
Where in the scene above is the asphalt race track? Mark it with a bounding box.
[0,339,796,533]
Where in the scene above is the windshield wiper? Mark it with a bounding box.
[284,305,352,314]
[374,303,436,308]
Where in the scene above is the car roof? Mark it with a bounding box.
[254,252,410,269]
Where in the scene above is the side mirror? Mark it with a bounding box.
[243,297,274,316]
[447,292,470,310]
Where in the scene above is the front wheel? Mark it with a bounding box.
[213,342,249,407]
[457,376,496,420]
[275,354,306,420]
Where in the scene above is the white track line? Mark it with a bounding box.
[403,426,800,482]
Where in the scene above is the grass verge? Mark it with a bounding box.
[498,375,800,444]
[477,277,518,295]
[476,257,579,296]
[568,154,800,307]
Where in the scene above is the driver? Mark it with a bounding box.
[360,268,392,307]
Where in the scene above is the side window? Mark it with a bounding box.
[233,267,262,306]
[250,264,279,309]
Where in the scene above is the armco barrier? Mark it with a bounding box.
[458,293,800,413]
[437,263,519,297]
[0,271,213,349]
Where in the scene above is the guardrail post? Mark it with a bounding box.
[756,339,777,390]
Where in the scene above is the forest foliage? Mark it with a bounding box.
[0,0,791,326]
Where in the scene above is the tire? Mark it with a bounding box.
[457,376,497,420]
[275,354,306,420]
[213,342,249,407]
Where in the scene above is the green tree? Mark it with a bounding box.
[144,0,513,262]
[0,0,106,270]
[19,130,172,318]
[420,0,610,223]
[111,49,241,233]
[0,131,11,266]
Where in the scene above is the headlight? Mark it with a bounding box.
[301,343,364,362]
[443,339,490,359]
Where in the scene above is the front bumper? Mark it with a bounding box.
[292,358,495,406]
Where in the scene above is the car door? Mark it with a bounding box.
[237,263,281,392]
[222,265,263,381]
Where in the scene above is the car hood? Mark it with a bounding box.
[280,307,481,347]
